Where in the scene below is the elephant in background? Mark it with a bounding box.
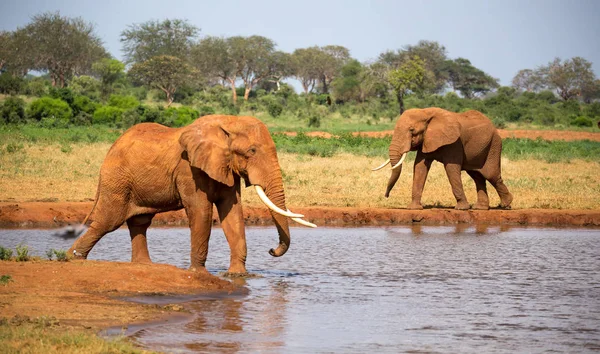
[372,107,513,210]
[68,115,314,274]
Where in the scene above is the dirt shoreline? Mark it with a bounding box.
[0,260,240,332]
[1,202,599,228]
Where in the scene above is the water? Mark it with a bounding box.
[1,225,599,353]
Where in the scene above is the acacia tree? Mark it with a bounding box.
[291,47,321,94]
[512,69,545,92]
[120,19,199,64]
[20,12,107,87]
[442,58,499,99]
[228,35,276,100]
[128,55,195,106]
[317,45,350,94]
[387,56,431,113]
[92,58,125,98]
[191,36,238,102]
[266,51,293,91]
[402,40,448,93]
[540,57,596,101]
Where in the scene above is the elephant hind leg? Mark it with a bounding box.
[127,214,154,263]
[489,175,513,209]
[467,170,489,210]
[68,217,126,259]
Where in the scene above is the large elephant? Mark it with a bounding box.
[372,107,513,210]
[68,115,314,274]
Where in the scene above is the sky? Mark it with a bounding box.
[1,0,599,87]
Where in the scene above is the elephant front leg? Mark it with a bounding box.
[408,152,432,210]
[217,192,248,275]
[467,170,489,210]
[187,202,214,272]
[444,162,469,210]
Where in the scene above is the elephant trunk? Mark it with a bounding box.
[263,170,291,257]
[385,133,410,198]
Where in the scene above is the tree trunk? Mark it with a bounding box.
[229,79,237,104]
[244,86,251,100]
[396,91,405,114]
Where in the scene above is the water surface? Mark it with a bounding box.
[1,225,599,353]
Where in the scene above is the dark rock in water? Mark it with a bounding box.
[52,224,87,239]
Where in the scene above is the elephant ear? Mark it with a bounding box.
[179,124,234,187]
[422,110,461,153]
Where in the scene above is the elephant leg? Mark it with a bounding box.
[217,190,247,274]
[480,134,513,209]
[408,152,432,210]
[186,201,214,272]
[488,175,513,208]
[444,162,469,210]
[67,208,126,259]
[467,170,489,210]
[127,214,154,263]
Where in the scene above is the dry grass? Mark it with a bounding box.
[1,144,599,210]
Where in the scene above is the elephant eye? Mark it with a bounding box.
[246,147,257,156]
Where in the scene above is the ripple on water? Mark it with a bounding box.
[0,226,599,353]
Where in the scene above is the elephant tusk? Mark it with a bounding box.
[287,209,317,228]
[391,153,407,169]
[371,159,390,171]
[254,185,304,218]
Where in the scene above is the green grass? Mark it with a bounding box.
[273,134,600,162]
[502,138,600,162]
[273,133,392,158]
[0,125,123,145]
[15,244,30,262]
[0,246,13,261]
[0,275,13,286]
[0,321,153,354]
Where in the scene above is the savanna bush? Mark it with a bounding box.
[108,95,140,110]
[0,74,25,95]
[69,75,101,100]
[24,78,49,97]
[93,105,124,125]
[570,116,593,127]
[1,96,26,124]
[27,97,73,124]
[49,87,75,106]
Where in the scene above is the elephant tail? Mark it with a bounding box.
[82,174,101,226]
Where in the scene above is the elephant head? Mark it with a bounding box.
[373,108,461,197]
[179,115,313,258]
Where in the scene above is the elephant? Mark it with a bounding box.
[68,114,315,274]
[372,107,513,210]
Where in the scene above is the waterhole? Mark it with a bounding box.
[1,225,599,353]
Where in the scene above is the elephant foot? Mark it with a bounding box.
[189,265,210,275]
[407,202,423,210]
[472,203,490,210]
[68,247,87,260]
[455,201,470,210]
[500,193,514,209]
[132,257,152,264]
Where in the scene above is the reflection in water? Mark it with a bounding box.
[1,226,599,353]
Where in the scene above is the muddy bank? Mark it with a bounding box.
[1,202,599,228]
[283,129,600,141]
[0,260,239,330]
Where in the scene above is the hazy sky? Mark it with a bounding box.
[1,0,599,86]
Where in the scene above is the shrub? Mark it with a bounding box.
[69,75,101,100]
[570,116,593,127]
[49,87,75,106]
[15,244,30,262]
[1,96,26,124]
[308,115,321,128]
[140,106,161,123]
[197,105,216,116]
[27,97,73,124]
[267,100,283,118]
[108,95,140,110]
[0,246,13,260]
[25,78,49,97]
[92,105,124,125]
[0,74,25,94]
[173,106,200,126]
[72,95,97,116]
[47,249,68,261]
